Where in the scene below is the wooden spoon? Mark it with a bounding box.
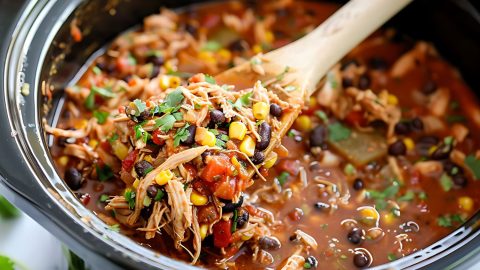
[215,0,412,176]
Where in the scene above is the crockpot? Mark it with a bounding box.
[1,0,480,269]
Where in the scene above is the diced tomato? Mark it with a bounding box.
[122,149,138,171]
[213,178,236,200]
[344,110,367,127]
[151,129,165,145]
[277,159,300,176]
[213,220,232,248]
[197,204,219,224]
[70,22,82,42]
[118,106,126,114]
[183,163,198,179]
[202,14,220,29]
[115,57,130,74]
[100,141,112,152]
[192,180,211,196]
[201,155,231,182]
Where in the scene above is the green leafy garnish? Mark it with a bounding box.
[134,123,150,143]
[143,197,152,207]
[231,209,238,233]
[124,189,136,210]
[155,115,177,132]
[205,74,216,84]
[0,196,19,219]
[84,91,95,110]
[328,122,351,142]
[108,223,120,232]
[277,171,290,186]
[202,40,221,52]
[154,190,165,201]
[398,190,415,202]
[173,124,191,147]
[99,194,109,203]
[92,66,101,75]
[108,133,119,143]
[343,163,356,176]
[232,92,253,110]
[440,173,453,192]
[315,110,328,123]
[91,85,116,98]
[366,180,400,210]
[96,164,113,182]
[418,191,428,200]
[93,110,109,124]
[303,262,312,269]
[133,99,147,116]
[127,54,137,66]
[387,253,397,261]
[465,155,480,180]
[153,88,185,115]
[444,136,454,146]
[437,214,465,227]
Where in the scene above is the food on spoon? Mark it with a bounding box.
[46,1,480,269]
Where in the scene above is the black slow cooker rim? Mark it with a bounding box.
[1,0,480,269]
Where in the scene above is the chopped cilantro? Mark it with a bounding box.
[0,196,19,219]
[93,110,109,124]
[328,122,351,142]
[108,223,120,232]
[127,54,137,66]
[164,88,185,108]
[343,163,356,176]
[124,189,136,210]
[465,155,480,180]
[91,85,116,98]
[232,92,253,110]
[202,40,221,52]
[155,115,176,132]
[133,99,147,116]
[437,214,465,228]
[0,255,15,270]
[154,190,165,201]
[96,164,113,182]
[418,191,427,200]
[444,136,454,145]
[92,66,101,75]
[387,253,397,261]
[277,171,290,186]
[303,262,312,269]
[134,123,150,143]
[143,196,152,207]
[84,91,95,110]
[108,133,119,143]
[440,173,453,192]
[398,190,415,202]
[315,110,328,123]
[173,124,191,147]
[366,180,400,210]
[205,75,216,84]
[99,194,109,203]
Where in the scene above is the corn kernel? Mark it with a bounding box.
[240,136,256,157]
[309,96,317,108]
[155,170,174,186]
[198,51,216,64]
[200,224,208,240]
[88,139,98,149]
[218,49,232,62]
[133,178,140,189]
[111,140,129,160]
[403,138,415,151]
[191,191,208,206]
[241,232,254,241]
[229,121,247,140]
[253,44,262,54]
[428,145,438,156]
[263,152,278,169]
[252,102,269,120]
[265,31,274,44]
[458,196,474,212]
[144,155,153,164]
[195,127,216,147]
[159,75,170,90]
[58,156,69,167]
[169,76,181,88]
[295,115,312,132]
[387,94,398,105]
[383,213,395,225]
[74,119,88,130]
[358,207,379,225]
[164,60,175,72]
[231,156,241,168]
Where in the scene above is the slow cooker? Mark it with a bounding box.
[1,0,480,269]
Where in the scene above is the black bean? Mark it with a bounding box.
[140,204,154,220]
[210,109,225,125]
[314,202,330,211]
[341,59,359,70]
[222,196,244,213]
[310,125,327,147]
[305,256,318,268]
[269,103,283,117]
[135,160,153,178]
[422,80,437,95]
[443,160,464,176]
[353,178,364,190]
[251,151,265,165]
[258,236,281,250]
[453,175,468,188]
[368,57,388,70]
[388,140,407,156]
[65,167,83,190]
[430,144,452,160]
[353,252,370,268]
[147,185,159,199]
[136,110,151,122]
[149,65,160,79]
[147,55,164,66]
[342,77,354,88]
[358,74,371,90]
[229,39,249,52]
[394,122,411,135]
[410,117,424,131]
[347,228,364,245]
[201,150,213,163]
[182,125,197,146]
[256,122,272,151]
[236,208,249,229]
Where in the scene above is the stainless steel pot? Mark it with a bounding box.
[1,0,480,269]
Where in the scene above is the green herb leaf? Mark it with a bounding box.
[277,171,290,186]
[343,163,356,176]
[437,215,452,227]
[127,54,137,66]
[0,196,19,219]
[134,123,150,143]
[440,173,453,192]
[84,91,95,110]
[124,189,136,210]
[91,85,116,98]
[173,124,191,147]
[96,164,113,182]
[205,75,216,84]
[315,110,328,123]
[92,66,101,75]
[303,262,312,269]
[155,115,176,132]
[232,92,253,110]
[154,190,165,201]
[93,110,109,124]
[99,194,109,203]
[328,122,351,142]
[418,191,428,200]
[398,190,415,202]
[231,209,238,233]
[387,253,397,261]
[173,112,183,121]
[108,223,120,232]
[133,99,147,116]
[202,40,221,52]
[108,133,119,143]
[67,250,87,270]
[465,155,480,180]
[444,136,454,146]
[143,196,152,207]
[165,88,185,107]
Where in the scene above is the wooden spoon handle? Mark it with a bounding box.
[265,0,412,96]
